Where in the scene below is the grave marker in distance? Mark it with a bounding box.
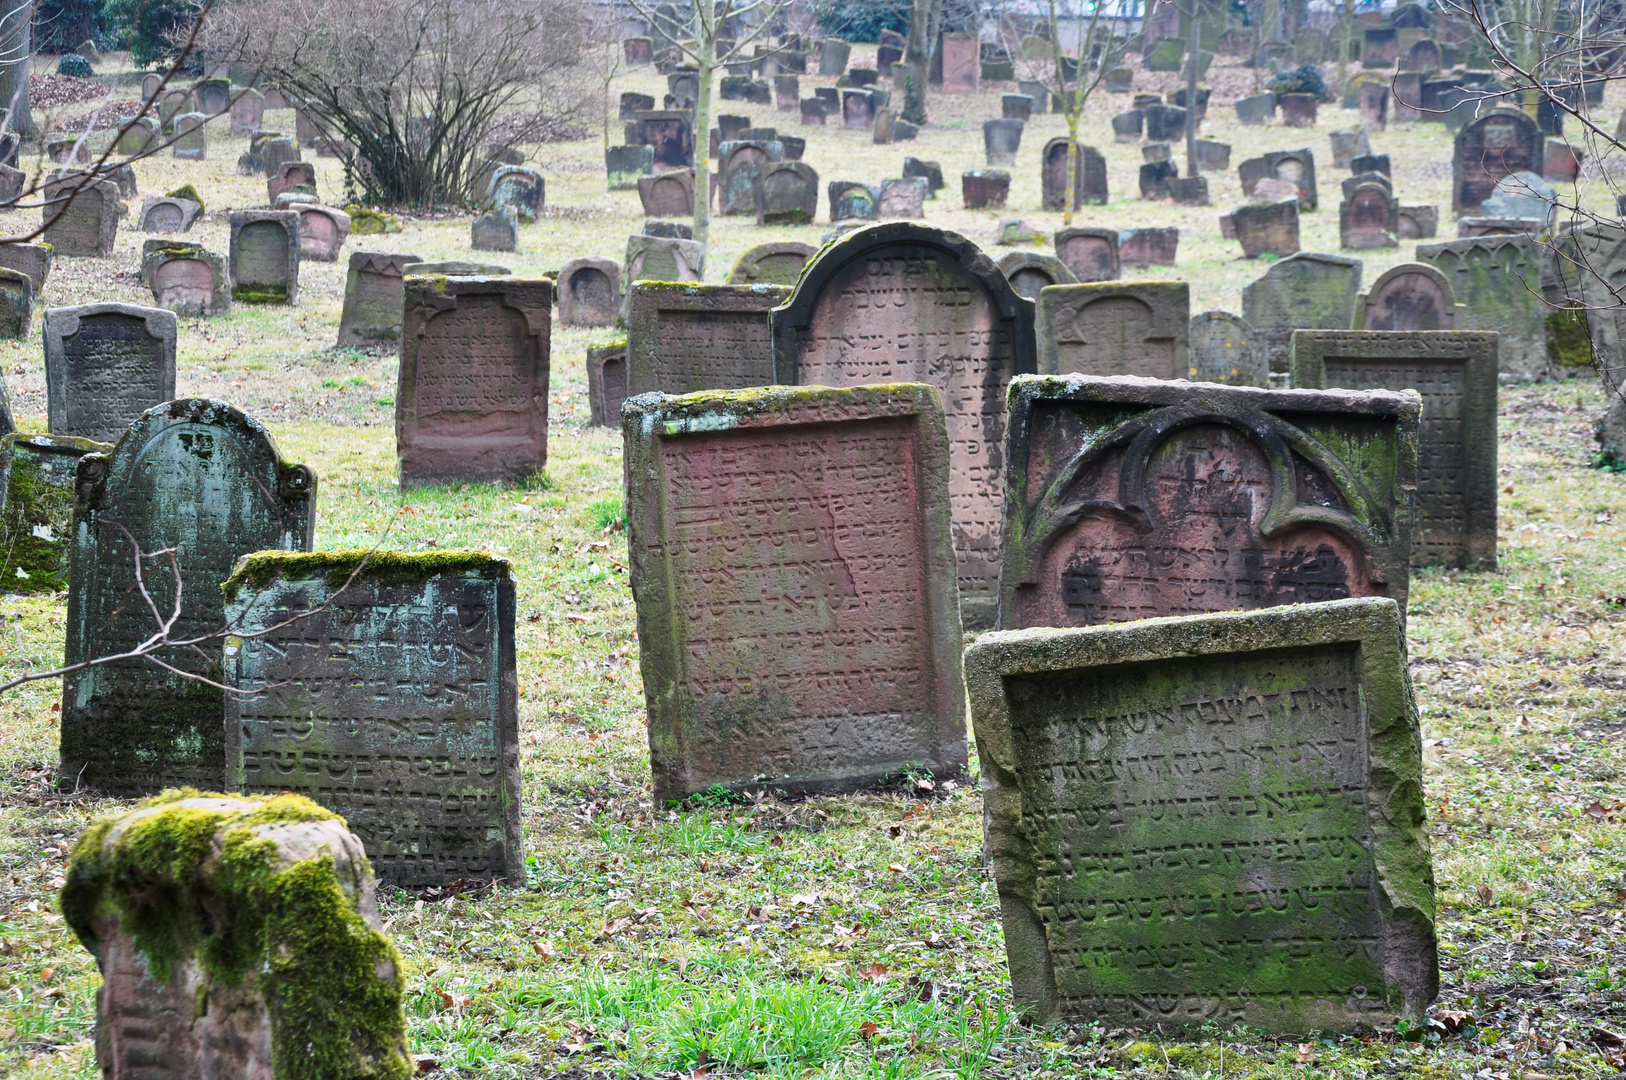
[1036,282,1190,378]
[337,250,423,348]
[44,303,178,443]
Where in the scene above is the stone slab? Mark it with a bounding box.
[587,337,628,427]
[1242,252,1363,372]
[0,433,110,592]
[627,282,791,396]
[557,256,622,327]
[337,250,422,348]
[1417,235,1548,379]
[1189,311,1268,386]
[229,210,301,304]
[44,303,178,444]
[1036,282,1190,379]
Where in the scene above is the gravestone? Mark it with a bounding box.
[728,241,816,285]
[1397,205,1438,238]
[1145,36,1185,70]
[0,268,28,338]
[158,88,188,126]
[398,276,551,486]
[42,175,119,257]
[336,250,423,347]
[1352,152,1391,176]
[1359,80,1388,131]
[1418,234,1548,378]
[1195,139,1231,171]
[620,91,656,119]
[1392,72,1425,120]
[62,794,411,1080]
[1242,252,1364,372]
[61,399,316,793]
[903,157,945,197]
[1363,26,1400,67]
[296,204,350,261]
[0,433,110,591]
[842,89,875,130]
[1111,110,1144,142]
[638,168,695,216]
[1293,330,1496,569]
[1406,37,1442,71]
[403,261,511,276]
[44,304,178,443]
[116,117,158,155]
[1143,142,1170,163]
[1119,226,1178,268]
[775,74,799,110]
[171,112,207,159]
[942,32,980,92]
[781,134,808,158]
[1003,93,1034,121]
[1329,126,1371,169]
[965,598,1437,1030]
[143,245,230,318]
[623,383,968,801]
[628,282,791,395]
[1543,138,1581,182]
[640,111,695,170]
[624,232,706,309]
[625,36,654,65]
[0,241,51,293]
[587,337,628,427]
[800,98,828,125]
[1167,176,1210,206]
[1190,310,1267,385]
[1018,79,1049,112]
[819,38,851,76]
[828,181,878,221]
[1278,92,1317,126]
[140,72,162,100]
[1341,181,1399,249]
[1480,171,1557,225]
[260,136,300,178]
[877,177,927,219]
[607,144,655,189]
[1355,263,1457,330]
[1054,227,1121,282]
[487,165,544,221]
[1042,139,1107,210]
[194,78,230,114]
[1235,92,1276,124]
[985,119,1025,166]
[268,160,316,203]
[999,374,1417,628]
[223,552,524,887]
[872,108,897,144]
[228,86,263,135]
[1144,103,1187,142]
[558,256,622,327]
[769,223,1037,627]
[1453,108,1543,215]
[1264,147,1318,209]
[668,70,699,109]
[1036,282,1191,378]
[471,208,518,252]
[229,210,300,303]
[1139,160,1178,198]
[0,163,24,204]
[963,170,1010,209]
[138,196,201,234]
[1105,66,1133,93]
[719,141,782,215]
[997,251,1078,302]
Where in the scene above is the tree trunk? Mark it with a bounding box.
[0,0,33,138]
[1337,0,1352,94]
[1063,114,1080,227]
[693,50,715,252]
[1185,3,1199,178]
[902,0,940,125]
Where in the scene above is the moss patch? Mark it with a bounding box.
[1545,308,1592,368]
[223,547,507,602]
[166,184,204,212]
[0,454,76,592]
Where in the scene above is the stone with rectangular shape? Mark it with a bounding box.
[223,551,523,888]
[1417,234,1547,378]
[962,170,1009,209]
[45,303,178,444]
[623,383,968,802]
[61,399,316,794]
[1037,282,1190,379]
[1054,227,1120,282]
[228,86,263,135]
[942,32,980,92]
[965,598,1437,1030]
[0,242,52,293]
[1243,252,1363,372]
[587,337,628,427]
[337,250,423,347]
[143,246,230,318]
[171,112,207,159]
[1292,330,1497,569]
[638,169,695,217]
[1042,139,1106,210]
[558,256,621,327]
[628,282,791,396]
[608,144,655,190]
[0,432,110,592]
[984,119,1024,166]
[42,175,119,257]
[398,276,551,487]
[229,210,301,304]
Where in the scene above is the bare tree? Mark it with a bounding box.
[1024,0,1128,225]
[901,0,944,124]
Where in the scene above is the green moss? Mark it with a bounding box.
[63,791,411,1080]
[343,205,403,234]
[165,184,204,212]
[223,548,506,602]
[1545,308,1592,368]
[588,334,629,351]
[0,454,76,592]
[233,285,289,303]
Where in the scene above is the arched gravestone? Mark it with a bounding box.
[230,211,301,304]
[44,303,178,444]
[1454,108,1543,215]
[138,196,201,234]
[728,241,816,285]
[42,175,119,257]
[638,170,694,216]
[1053,227,1120,282]
[1036,282,1190,379]
[1356,263,1457,331]
[719,141,781,216]
[397,276,552,486]
[769,222,1037,628]
[144,247,230,318]
[997,375,1418,631]
[194,78,230,114]
[1041,138,1106,210]
[557,256,621,327]
[1406,38,1442,72]
[296,205,350,261]
[1418,234,1545,377]
[171,113,207,160]
[1189,311,1268,386]
[586,338,628,427]
[1340,181,1398,250]
[755,162,819,225]
[828,181,878,221]
[1242,252,1363,373]
[60,399,316,794]
[228,86,264,135]
[268,160,316,203]
[486,165,544,221]
[336,250,422,347]
[996,251,1078,302]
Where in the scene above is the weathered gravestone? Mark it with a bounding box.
[628,282,791,395]
[296,204,350,261]
[336,250,422,347]
[623,383,968,801]
[769,223,1036,628]
[260,136,300,179]
[1119,227,1178,268]
[608,144,656,189]
[728,241,815,285]
[775,74,799,110]
[1144,103,1187,142]
[0,268,29,338]
[222,552,524,888]
[116,117,158,155]
[841,90,875,130]
[1144,36,1185,70]
[962,169,1010,209]
[828,181,878,221]
[487,165,544,221]
[44,304,178,443]
[587,336,628,427]
[61,400,316,793]
[1292,329,1497,569]
[997,251,1078,302]
[1417,234,1547,378]
[194,78,230,114]
[1235,91,1276,124]
[942,32,980,92]
[984,119,1025,166]
[1231,199,1301,258]
[877,176,927,219]
[228,86,263,135]
[1189,311,1268,386]
[1397,204,1439,239]
[639,111,695,170]
[1036,282,1191,378]
[998,373,1417,628]
[1354,263,1457,330]
[819,37,852,76]
[398,276,550,486]
[965,598,1438,1029]
[171,112,207,159]
[42,175,119,257]
[404,260,510,277]
[0,433,110,592]
[138,196,201,234]
[63,793,411,1080]
[1054,227,1120,282]
[638,169,695,217]
[229,210,300,304]
[1263,147,1318,208]
[471,208,518,252]
[142,245,229,318]
[1242,252,1363,372]
[1278,91,1318,126]
[1139,160,1178,199]
[1042,139,1107,210]
[1454,108,1544,215]
[557,256,622,327]
[1341,180,1398,250]
[755,161,819,225]
[0,241,52,292]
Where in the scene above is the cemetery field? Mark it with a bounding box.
[0,45,1624,1080]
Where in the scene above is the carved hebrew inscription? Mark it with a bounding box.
[61,315,164,443]
[654,309,774,390]
[417,296,534,419]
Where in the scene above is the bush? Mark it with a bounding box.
[812,0,909,43]
[34,0,113,55]
[1266,63,1326,99]
[57,53,94,78]
[103,0,201,68]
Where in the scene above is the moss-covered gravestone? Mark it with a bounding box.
[999,374,1418,631]
[0,433,110,591]
[222,552,523,888]
[63,791,412,1080]
[623,384,968,802]
[1241,252,1363,373]
[770,223,1037,629]
[587,337,628,427]
[44,303,178,444]
[1035,281,1190,379]
[1291,330,1498,571]
[229,210,301,304]
[1189,311,1268,386]
[966,598,1438,1031]
[1417,235,1550,379]
[627,282,792,397]
[336,251,423,348]
[62,399,316,795]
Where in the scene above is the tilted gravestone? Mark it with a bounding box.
[998,374,1417,630]
[1036,282,1190,379]
[728,241,815,285]
[229,210,301,303]
[138,196,201,234]
[42,175,119,257]
[336,250,422,348]
[45,304,178,443]
[557,255,622,327]
[587,336,628,427]
[997,251,1078,302]
[223,551,524,888]
[877,176,927,219]
[755,162,819,225]
[623,383,968,802]
[1292,329,1497,570]
[607,143,655,189]
[1418,234,1547,378]
[965,598,1438,1030]
[1454,108,1544,215]
[260,136,300,179]
[769,223,1037,628]
[0,433,110,592]
[296,204,350,261]
[1042,139,1107,210]
[1111,110,1144,142]
[1232,199,1301,259]
[143,245,230,318]
[1242,252,1363,372]
[0,241,52,292]
[1054,227,1120,282]
[1189,310,1267,386]
[627,282,791,395]
[0,268,29,338]
[1355,263,1457,331]
[828,180,878,221]
[397,275,551,486]
[61,399,316,793]
[62,794,412,1080]
[638,169,694,216]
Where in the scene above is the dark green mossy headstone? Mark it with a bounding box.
[0,433,110,592]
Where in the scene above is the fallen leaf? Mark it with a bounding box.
[436,990,454,1009]
[38,968,53,981]
[1592,1027,1626,1048]
[414,1055,439,1073]
[887,862,905,873]
[1477,884,1494,906]
[1296,1043,1315,1064]
[858,1020,878,1040]
[858,962,889,982]
[532,940,555,959]
[1434,1009,1472,1032]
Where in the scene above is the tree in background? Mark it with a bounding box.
[1023,0,1128,225]
[901,0,943,124]
[0,0,32,136]
[105,0,199,66]
[813,0,909,43]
